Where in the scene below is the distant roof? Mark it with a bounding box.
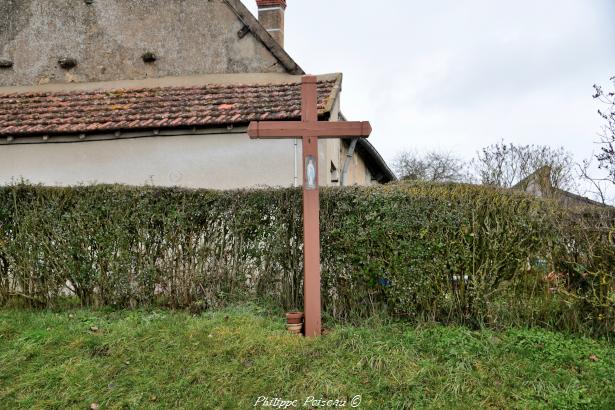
[513,165,612,209]
[552,187,613,209]
[0,73,340,136]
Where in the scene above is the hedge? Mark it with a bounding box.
[0,183,613,336]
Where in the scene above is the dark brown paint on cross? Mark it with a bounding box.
[248,75,372,337]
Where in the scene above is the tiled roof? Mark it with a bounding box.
[0,79,337,136]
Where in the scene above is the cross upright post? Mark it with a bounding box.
[300,76,321,337]
[248,75,372,337]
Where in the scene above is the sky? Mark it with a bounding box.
[247,0,615,183]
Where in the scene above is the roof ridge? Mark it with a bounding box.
[0,79,338,99]
[0,73,341,96]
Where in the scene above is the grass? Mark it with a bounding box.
[0,306,614,409]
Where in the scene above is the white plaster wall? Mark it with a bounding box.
[0,133,301,189]
[0,132,374,189]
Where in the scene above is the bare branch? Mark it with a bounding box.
[576,159,608,205]
[472,140,575,190]
[393,150,472,183]
[594,76,615,182]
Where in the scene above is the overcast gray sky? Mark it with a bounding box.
[248,0,615,174]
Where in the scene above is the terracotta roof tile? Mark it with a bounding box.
[0,80,337,137]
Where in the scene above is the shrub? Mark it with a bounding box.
[0,183,613,336]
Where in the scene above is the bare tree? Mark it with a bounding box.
[472,141,575,190]
[593,76,615,183]
[393,150,471,183]
[576,157,614,205]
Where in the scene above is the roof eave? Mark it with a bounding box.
[338,111,396,183]
[354,138,397,183]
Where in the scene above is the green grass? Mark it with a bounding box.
[0,306,614,409]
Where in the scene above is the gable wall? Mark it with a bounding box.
[0,0,286,87]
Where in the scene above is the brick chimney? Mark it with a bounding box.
[256,0,286,48]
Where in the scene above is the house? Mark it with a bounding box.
[0,0,394,189]
[513,166,610,208]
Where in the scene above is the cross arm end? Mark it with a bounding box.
[247,121,260,139]
[361,121,373,137]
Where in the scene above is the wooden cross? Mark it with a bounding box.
[248,75,372,337]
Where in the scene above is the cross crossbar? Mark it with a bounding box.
[248,121,372,139]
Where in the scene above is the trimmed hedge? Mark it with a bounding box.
[0,183,613,335]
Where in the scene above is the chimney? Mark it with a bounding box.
[256,0,286,48]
